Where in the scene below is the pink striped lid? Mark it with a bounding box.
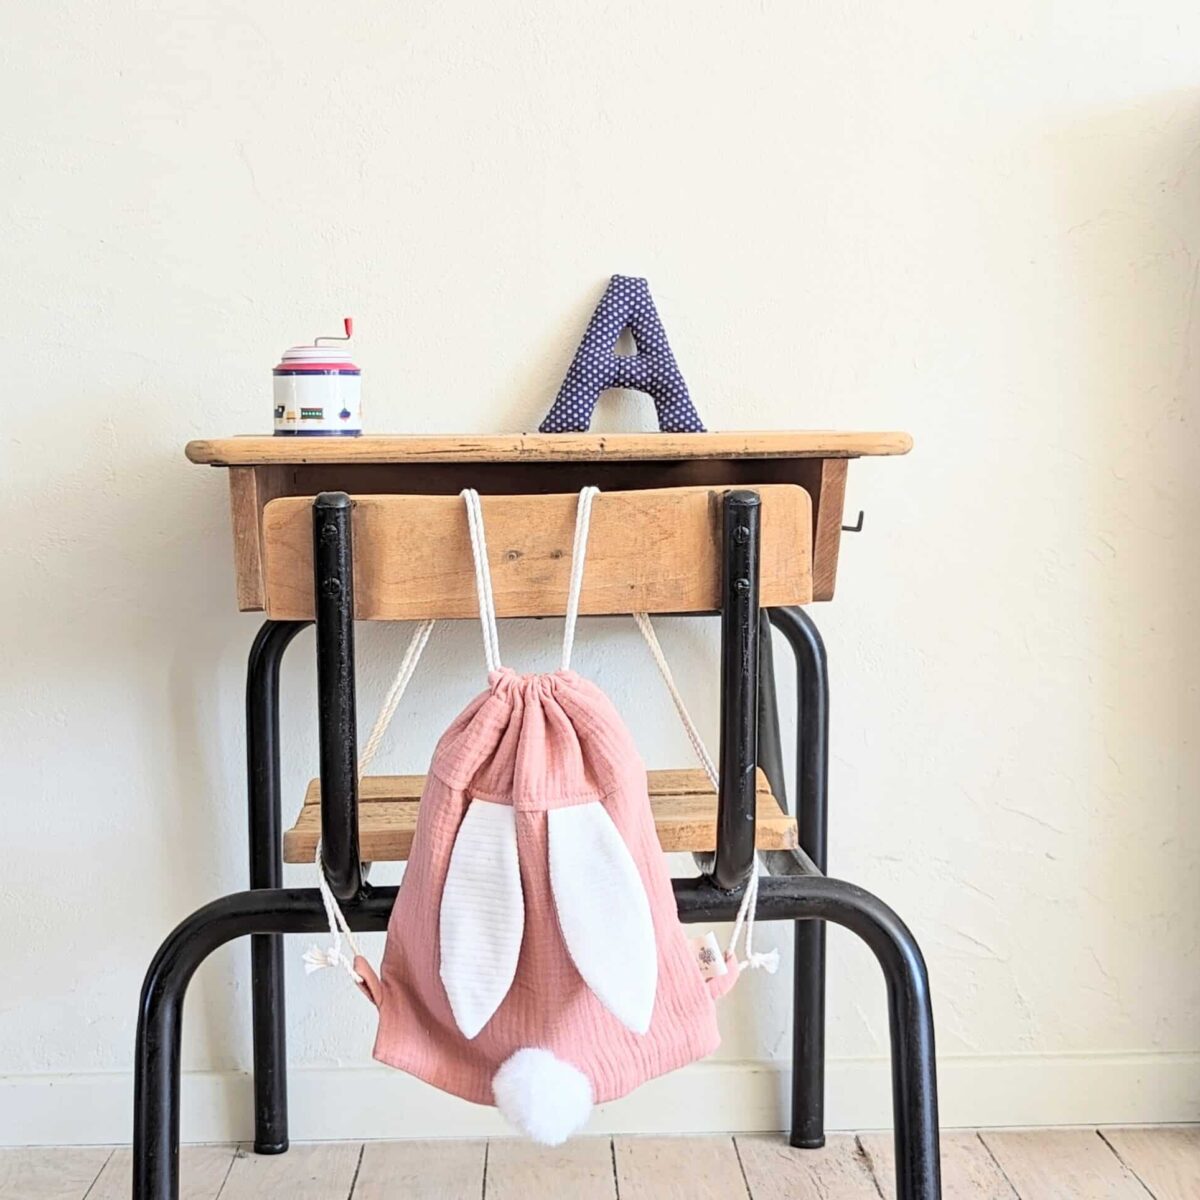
[274,345,360,372]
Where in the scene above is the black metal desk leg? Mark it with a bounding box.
[678,874,941,1200]
[133,889,390,1200]
[313,492,364,902]
[245,620,308,1155]
[767,606,830,1149]
[756,611,786,806]
[713,491,762,891]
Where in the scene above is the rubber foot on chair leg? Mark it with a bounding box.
[789,1133,827,1150]
[253,1139,289,1155]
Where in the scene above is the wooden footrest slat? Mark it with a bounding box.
[282,767,796,864]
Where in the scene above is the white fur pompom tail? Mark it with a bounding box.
[492,1048,593,1145]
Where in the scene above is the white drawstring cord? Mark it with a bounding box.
[305,617,435,982]
[633,612,777,975]
[462,488,502,672]
[725,867,778,974]
[305,840,367,982]
[633,613,720,786]
[357,618,436,776]
[561,487,600,672]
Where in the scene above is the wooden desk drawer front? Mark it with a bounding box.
[260,485,812,620]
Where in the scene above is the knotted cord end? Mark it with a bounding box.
[303,943,364,983]
[741,947,781,975]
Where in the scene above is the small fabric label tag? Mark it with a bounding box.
[691,931,728,981]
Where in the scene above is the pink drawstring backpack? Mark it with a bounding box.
[310,488,773,1144]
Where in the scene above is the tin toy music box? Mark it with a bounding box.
[273,318,362,436]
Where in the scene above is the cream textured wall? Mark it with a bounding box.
[2,1,1199,1144]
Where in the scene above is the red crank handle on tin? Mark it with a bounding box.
[317,317,354,345]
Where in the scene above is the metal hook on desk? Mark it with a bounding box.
[842,510,865,533]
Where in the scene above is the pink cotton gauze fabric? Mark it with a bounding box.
[353,666,736,1143]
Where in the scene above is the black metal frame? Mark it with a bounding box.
[245,619,307,1155]
[758,606,831,1149]
[132,489,941,1199]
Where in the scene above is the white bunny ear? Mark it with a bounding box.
[440,799,524,1039]
[547,802,657,1035]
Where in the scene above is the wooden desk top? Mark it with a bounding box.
[185,430,913,467]
[190,430,911,609]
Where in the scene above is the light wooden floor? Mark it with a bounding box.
[3,1127,1198,1199]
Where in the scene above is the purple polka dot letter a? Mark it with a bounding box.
[539,275,706,433]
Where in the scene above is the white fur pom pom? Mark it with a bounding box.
[492,1048,593,1146]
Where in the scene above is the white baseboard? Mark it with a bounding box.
[2,1053,1197,1146]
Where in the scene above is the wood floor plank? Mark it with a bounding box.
[0,1147,111,1200]
[8,1127,1192,1199]
[735,1134,881,1199]
[1102,1126,1200,1200]
[613,1137,748,1200]
[981,1130,1149,1199]
[351,1139,486,1199]
[217,1142,362,1200]
[485,1137,615,1199]
[859,1131,1016,1199]
[82,1145,235,1200]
